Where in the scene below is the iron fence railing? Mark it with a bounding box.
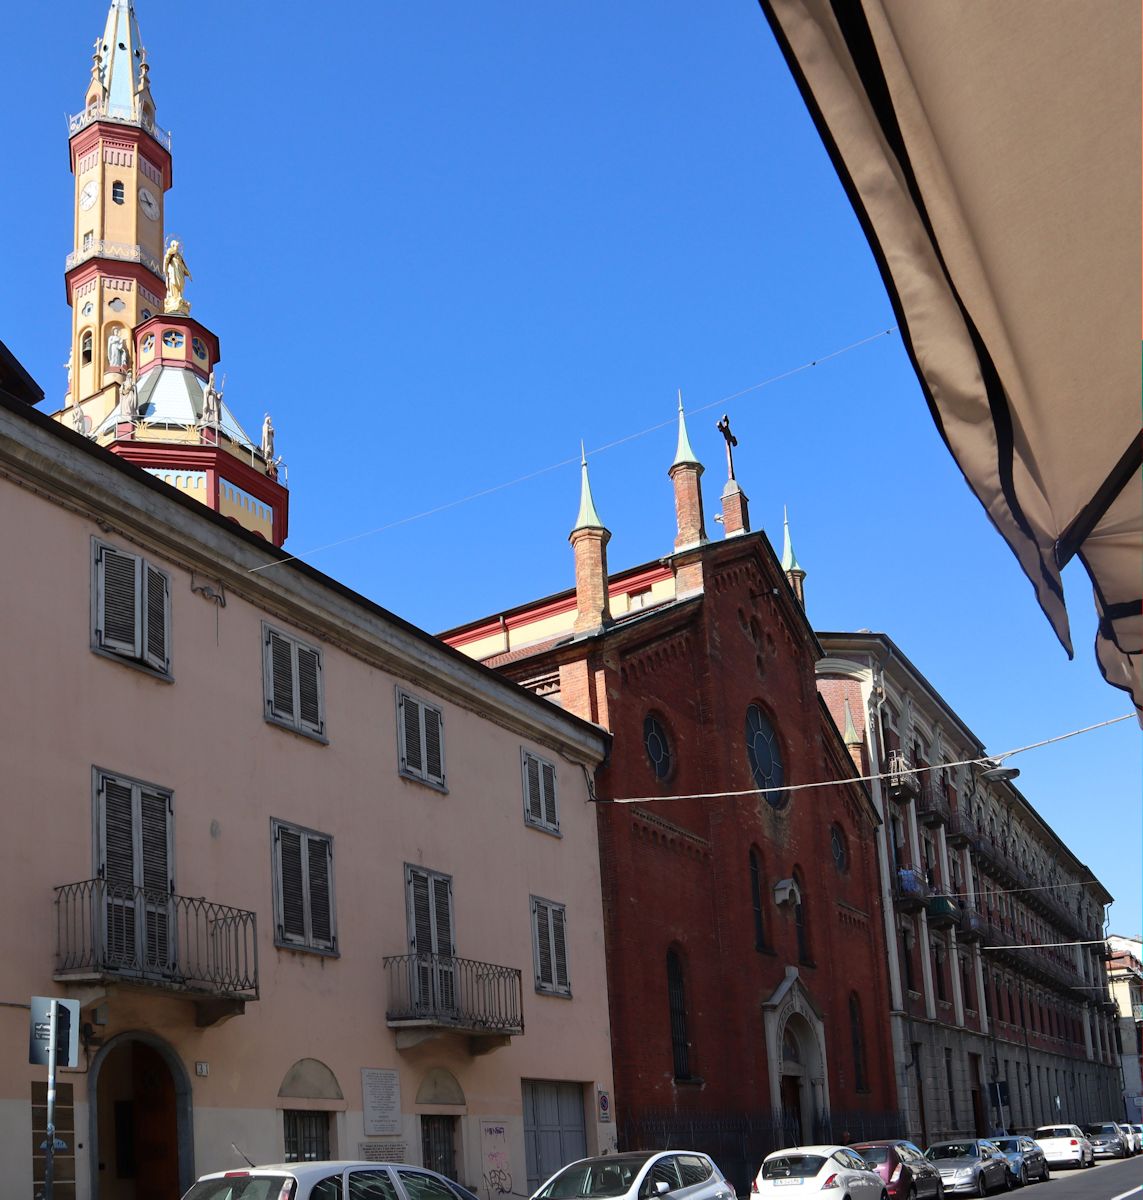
[383,952,523,1035]
[68,102,172,149]
[54,878,258,999]
[65,239,162,276]
[619,1108,905,1196]
[895,866,931,902]
[886,750,919,799]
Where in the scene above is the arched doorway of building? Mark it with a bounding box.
[780,1016,817,1143]
[89,1032,192,1200]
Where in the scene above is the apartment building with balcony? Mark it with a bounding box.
[817,633,1120,1143]
[0,341,614,1198]
[1108,936,1143,1121]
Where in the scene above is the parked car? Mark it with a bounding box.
[183,1161,483,1200]
[990,1138,1048,1186]
[923,1140,1011,1195]
[1031,1125,1093,1170]
[1131,1125,1143,1152]
[533,1151,735,1200]
[753,1146,888,1200]
[851,1140,944,1200]
[1081,1122,1130,1158]
[1116,1123,1140,1155]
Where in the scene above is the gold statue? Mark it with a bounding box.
[163,240,192,315]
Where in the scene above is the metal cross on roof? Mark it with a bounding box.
[716,413,737,481]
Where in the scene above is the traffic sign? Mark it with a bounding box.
[29,997,80,1069]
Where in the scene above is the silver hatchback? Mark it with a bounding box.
[531,1151,735,1200]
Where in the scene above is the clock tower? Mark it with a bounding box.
[54,1,289,547]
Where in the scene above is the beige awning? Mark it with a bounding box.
[758,0,1142,713]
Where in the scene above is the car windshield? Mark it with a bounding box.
[1035,1129,1071,1140]
[994,1140,1019,1153]
[184,1180,293,1200]
[926,1144,977,1161]
[1082,1124,1116,1135]
[535,1157,653,1199]
[762,1156,827,1180]
[856,1148,889,1165]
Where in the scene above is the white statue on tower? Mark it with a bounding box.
[261,413,275,462]
[107,328,129,370]
[201,370,222,427]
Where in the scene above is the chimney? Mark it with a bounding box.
[716,414,750,536]
[570,444,611,634]
[781,505,806,606]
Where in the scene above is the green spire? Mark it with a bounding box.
[572,442,606,531]
[671,389,701,468]
[97,1,148,117]
[842,696,862,746]
[781,505,804,573]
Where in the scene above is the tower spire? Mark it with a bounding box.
[573,442,605,530]
[94,1,150,119]
[672,389,700,468]
[781,505,806,607]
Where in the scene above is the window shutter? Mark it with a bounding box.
[307,835,333,948]
[409,868,432,953]
[423,705,443,782]
[402,694,423,774]
[541,760,557,828]
[267,630,296,722]
[277,826,306,943]
[140,788,172,969]
[552,905,569,990]
[524,754,543,822]
[297,644,323,735]
[431,874,453,956]
[142,563,170,673]
[98,546,140,655]
[534,900,553,988]
[102,777,136,888]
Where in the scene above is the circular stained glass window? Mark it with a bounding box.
[643,714,672,781]
[162,330,184,349]
[745,704,785,807]
[192,336,207,360]
[830,825,848,873]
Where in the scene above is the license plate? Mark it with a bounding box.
[773,1180,803,1186]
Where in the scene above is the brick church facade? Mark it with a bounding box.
[442,409,900,1186]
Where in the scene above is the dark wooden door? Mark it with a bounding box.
[132,1042,179,1200]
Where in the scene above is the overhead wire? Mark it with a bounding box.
[248,327,897,574]
[599,713,1133,805]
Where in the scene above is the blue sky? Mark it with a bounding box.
[3,2,1137,934]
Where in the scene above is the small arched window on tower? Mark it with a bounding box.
[112,180,125,205]
[666,948,692,1081]
[81,331,93,365]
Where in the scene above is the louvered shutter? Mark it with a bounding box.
[98,545,140,656]
[102,776,137,967]
[551,905,569,990]
[541,761,557,828]
[142,564,170,673]
[139,788,173,972]
[297,645,323,735]
[431,874,456,1010]
[423,705,444,784]
[307,834,334,948]
[408,867,434,1009]
[534,899,553,988]
[401,694,424,774]
[277,826,306,944]
[524,754,543,822]
[266,630,296,723]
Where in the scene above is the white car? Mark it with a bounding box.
[754,1146,888,1200]
[1031,1126,1093,1169]
[183,1161,483,1200]
[531,1151,734,1200]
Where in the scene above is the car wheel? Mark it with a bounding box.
[935,1181,944,1200]
[908,1186,917,1200]
[1005,1169,1013,1191]
[977,1173,987,1198]
[1039,1162,1049,1182]
[1019,1166,1028,1188]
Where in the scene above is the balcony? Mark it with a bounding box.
[894,867,931,913]
[65,239,162,278]
[927,893,961,929]
[944,813,972,847]
[67,101,172,150]
[916,778,950,826]
[1132,1003,1143,1022]
[383,953,523,1053]
[886,751,920,802]
[54,880,257,1026]
[959,909,987,941]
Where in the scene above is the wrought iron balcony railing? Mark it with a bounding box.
[959,908,987,940]
[55,879,258,1001]
[65,239,162,277]
[68,101,172,150]
[926,892,961,928]
[383,952,524,1037]
[916,777,950,826]
[886,750,920,800]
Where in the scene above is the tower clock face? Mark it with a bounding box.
[139,186,160,221]
[79,180,99,211]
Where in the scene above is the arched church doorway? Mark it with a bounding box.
[780,1014,820,1145]
[91,1034,190,1200]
